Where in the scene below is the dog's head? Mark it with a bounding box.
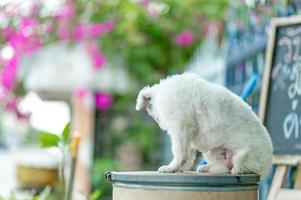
[136,86,167,131]
[136,86,153,111]
[136,86,157,119]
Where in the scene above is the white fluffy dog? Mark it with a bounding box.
[136,73,273,177]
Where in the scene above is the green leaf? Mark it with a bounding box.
[37,186,51,200]
[89,190,102,200]
[39,132,60,148]
[62,122,71,144]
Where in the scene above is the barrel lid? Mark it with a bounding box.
[105,171,260,191]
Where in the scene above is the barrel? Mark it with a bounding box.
[105,171,260,200]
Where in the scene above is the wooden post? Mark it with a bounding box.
[267,165,287,200]
[267,156,301,200]
[71,95,95,196]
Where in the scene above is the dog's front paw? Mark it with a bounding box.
[231,166,249,175]
[158,165,181,173]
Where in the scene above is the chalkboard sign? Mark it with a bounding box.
[260,16,301,155]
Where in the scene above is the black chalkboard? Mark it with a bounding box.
[260,16,301,155]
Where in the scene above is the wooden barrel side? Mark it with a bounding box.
[113,186,258,200]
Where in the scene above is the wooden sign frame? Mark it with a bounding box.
[259,15,301,200]
[259,15,301,121]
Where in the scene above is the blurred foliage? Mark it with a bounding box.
[23,129,40,145]
[77,0,229,85]
[0,186,58,200]
[110,95,158,153]
[91,157,119,197]
[88,0,229,198]
[92,95,160,198]
[38,122,71,199]
[32,186,52,200]
[89,190,102,200]
[94,94,159,161]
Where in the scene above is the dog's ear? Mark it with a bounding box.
[136,86,153,111]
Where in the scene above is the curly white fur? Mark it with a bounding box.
[136,72,273,177]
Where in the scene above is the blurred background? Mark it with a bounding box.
[0,0,300,199]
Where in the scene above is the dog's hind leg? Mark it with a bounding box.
[181,149,200,171]
[231,148,251,174]
[198,148,229,174]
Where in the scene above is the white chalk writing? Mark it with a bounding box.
[283,112,299,139]
[288,62,301,99]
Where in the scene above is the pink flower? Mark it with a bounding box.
[15,109,31,121]
[74,23,86,40]
[74,21,115,40]
[174,30,195,47]
[20,17,38,29]
[92,51,107,69]
[147,4,161,18]
[5,97,18,112]
[5,97,31,121]
[86,42,107,69]
[139,0,150,6]
[9,34,26,50]
[23,36,42,55]
[90,21,115,37]
[1,56,18,91]
[54,3,75,19]
[30,3,40,15]
[56,3,76,41]
[4,4,20,18]
[0,86,7,101]
[15,17,39,39]
[94,92,113,111]
[74,88,89,101]
[44,21,53,33]
[58,19,72,41]
[2,27,15,39]
[9,33,41,55]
